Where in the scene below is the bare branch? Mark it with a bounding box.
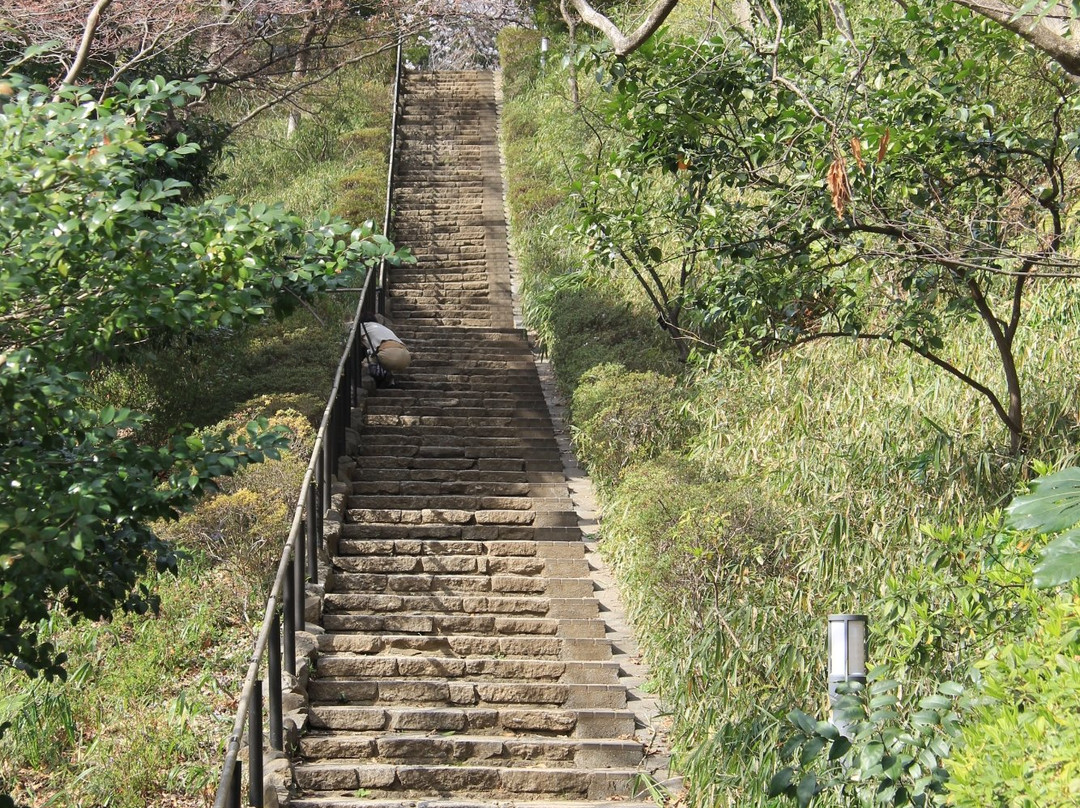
[565,0,681,56]
[59,0,114,89]
[950,0,1080,77]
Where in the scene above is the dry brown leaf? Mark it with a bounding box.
[877,128,890,164]
[851,136,865,171]
[827,159,850,218]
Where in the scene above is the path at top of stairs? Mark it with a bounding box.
[291,71,668,808]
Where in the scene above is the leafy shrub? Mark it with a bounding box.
[948,596,1080,807]
[571,364,692,487]
[334,162,387,227]
[602,454,789,633]
[601,455,808,804]
[159,408,312,586]
[547,285,680,393]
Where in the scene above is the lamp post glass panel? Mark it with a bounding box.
[828,614,867,733]
[540,36,549,67]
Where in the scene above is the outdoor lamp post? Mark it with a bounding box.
[828,613,868,736]
[540,37,550,67]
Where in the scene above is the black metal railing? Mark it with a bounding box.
[211,37,405,808]
[374,39,405,316]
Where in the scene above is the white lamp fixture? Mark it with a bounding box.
[540,37,550,67]
[828,614,868,735]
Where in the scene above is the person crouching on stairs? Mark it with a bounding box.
[360,317,411,388]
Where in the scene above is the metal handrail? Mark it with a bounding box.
[211,37,406,808]
[375,38,405,315]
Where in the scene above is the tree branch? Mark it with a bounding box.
[565,0,682,55]
[59,0,114,90]
[950,0,1080,78]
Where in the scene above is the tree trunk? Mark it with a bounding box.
[286,10,322,139]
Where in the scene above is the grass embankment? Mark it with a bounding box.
[499,24,1080,808]
[0,55,393,807]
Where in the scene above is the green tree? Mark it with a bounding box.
[0,69,406,678]
[576,2,1080,452]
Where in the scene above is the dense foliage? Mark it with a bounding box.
[574,5,1080,451]
[0,70,404,679]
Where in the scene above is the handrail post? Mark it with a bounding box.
[282,572,296,676]
[249,680,264,807]
[229,759,241,808]
[377,38,404,317]
[316,458,325,556]
[306,482,318,584]
[293,526,305,632]
[269,615,283,752]
[323,423,334,516]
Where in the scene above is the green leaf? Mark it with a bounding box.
[1033,529,1080,587]
[789,709,817,734]
[815,720,840,740]
[767,767,794,797]
[800,736,826,765]
[796,773,817,808]
[828,737,852,760]
[1005,468,1080,534]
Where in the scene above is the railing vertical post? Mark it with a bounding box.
[336,392,347,467]
[268,615,283,752]
[315,458,325,555]
[323,421,334,516]
[293,526,305,632]
[283,570,296,676]
[249,680,264,807]
[350,338,360,406]
[229,759,241,808]
[306,483,318,584]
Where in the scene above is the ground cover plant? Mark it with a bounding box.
[499,2,1080,804]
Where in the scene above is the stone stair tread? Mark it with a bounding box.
[291,799,657,808]
[308,705,637,737]
[293,763,643,797]
[307,679,628,709]
[300,733,643,763]
[313,655,622,684]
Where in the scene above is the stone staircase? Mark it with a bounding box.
[290,71,666,808]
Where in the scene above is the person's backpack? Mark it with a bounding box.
[368,356,395,388]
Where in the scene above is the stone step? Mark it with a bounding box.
[332,554,587,577]
[300,734,643,768]
[327,571,593,597]
[352,457,566,475]
[307,679,625,709]
[293,762,640,799]
[354,424,555,440]
[342,510,577,529]
[318,593,601,626]
[350,478,565,496]
[313,655,620,684]
[318,613,605,639]
[316,632,612,661]
[346,494,570,511]
[337,525,587,544]
[361,406,551,421]
[307,705,635,737]
[292,798,655,808]
[350,451,562,467]
[355,432,552,447]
